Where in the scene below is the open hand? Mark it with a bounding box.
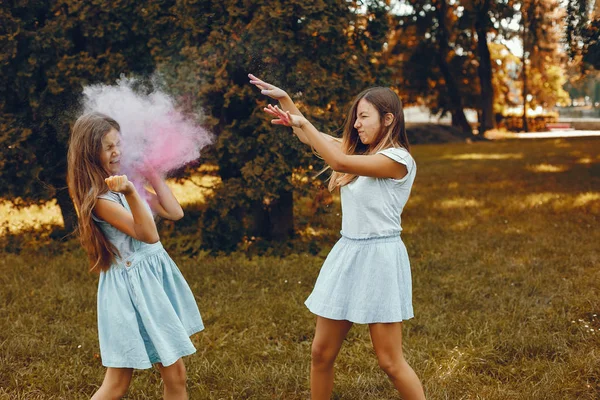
[105,175,134,194]
[264,104,306,128]
[248,74,288,100]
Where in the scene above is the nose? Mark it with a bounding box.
[113,147,121,157]
[354,119,361,129]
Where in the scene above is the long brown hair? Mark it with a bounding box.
[67,112,121,272]
[328,87,409,191]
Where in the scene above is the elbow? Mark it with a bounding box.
[146,235,161,244]
[166,207,184,221]
[329,158,347,173]
[172,209,184,221]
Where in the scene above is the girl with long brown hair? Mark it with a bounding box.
[67,112,203,399]
[249,75,426,399]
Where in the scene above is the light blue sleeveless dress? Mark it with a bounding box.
[305,147,417,323]
[92,191,204,369]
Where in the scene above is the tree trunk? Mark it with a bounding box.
[250,200,271,239]
[434,0,472,135]
[522,51,529,132]
[269,189,294,241]
[450,109,472,133]
[474,0,497,133]
[54,185,78,239]
[250,189,294,241]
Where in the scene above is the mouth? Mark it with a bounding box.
[109,159,120,165]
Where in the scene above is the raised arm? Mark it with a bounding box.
[94,175,160,243]
[143,171,184,221]
[264,105,407,180]
[248,74,341,148]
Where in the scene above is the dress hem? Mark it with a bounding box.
[305,300,414,325]
[100,325,205,370]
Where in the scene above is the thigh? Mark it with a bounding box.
[369,322,404,361]
[102,367,134,390]
[313,316,353,352]
[104,367,134,381]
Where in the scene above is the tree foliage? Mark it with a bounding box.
[0,0,392,248]
[161,0,392,249]
[565,0,600,70]
[0,0,178,232]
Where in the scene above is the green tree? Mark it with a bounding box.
[0,0,177,234]
[489,42,521,115]
[566,0,600,70]
[163,0,392,250]
[518,0,565,130]
[387,0,473,133]
[461,0,517,133]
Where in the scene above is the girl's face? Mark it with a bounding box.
[353,99,382,145]
[99,128,121,175]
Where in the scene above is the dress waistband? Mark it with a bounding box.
[114,241,164,270]
[340,233,401,244]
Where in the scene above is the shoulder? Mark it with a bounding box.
[93,191,124,223]
[97,190,123,204]
[376,147,414,167]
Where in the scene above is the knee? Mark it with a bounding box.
[113,384,129,400]
[103,381,129,399]
[163,362,187,389]
[311,342,337,367]
[377,355,403,378]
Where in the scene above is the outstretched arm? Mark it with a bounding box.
[248,74,341,148]
[265,105,407,180]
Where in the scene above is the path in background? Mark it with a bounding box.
[511,130,600,139]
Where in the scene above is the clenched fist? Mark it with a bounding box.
[105,175,134,194]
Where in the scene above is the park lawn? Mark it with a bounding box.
[0,137,599,399]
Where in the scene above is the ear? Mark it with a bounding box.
[383,113,395,127]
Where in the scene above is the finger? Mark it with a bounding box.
[266,104,278,114]
[249,76,267,86]
[263,107,279,116]
[266,104,281,114]
[271,119,289,125]
[251,76,268,86]
[271,108,286,118]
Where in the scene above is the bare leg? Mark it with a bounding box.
[156,358,188,400]
[369,322,426,400]
[91,367,133,400]
[310,316,353,400]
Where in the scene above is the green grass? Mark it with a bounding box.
[1,138,599,399]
